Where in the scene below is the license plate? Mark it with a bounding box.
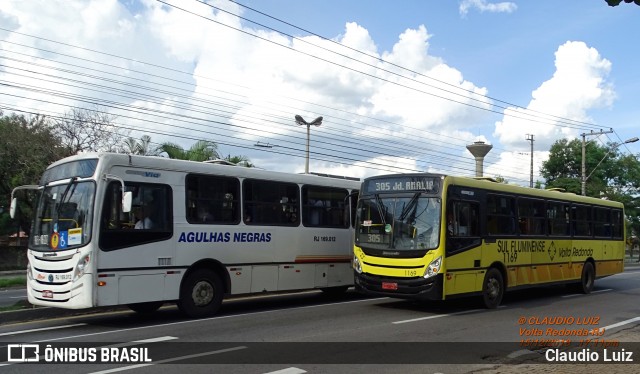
[382,282,398,290]
[42,290,53,298]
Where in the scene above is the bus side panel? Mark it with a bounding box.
[228,265,252,294]
[594,239,624,277]
[251,265,278,293]
[596,260,623,277]
[118,274,165,304]
[326,263,353,287]
[278,264,314,290]
[443,246,482,296]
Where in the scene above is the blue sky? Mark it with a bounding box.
[1,0,639,185]
[240,0,639,134]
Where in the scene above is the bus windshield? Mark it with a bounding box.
[356,194,441,251]
[30,179,95,251]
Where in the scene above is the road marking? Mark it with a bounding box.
[103,336,178,349]
[0,323,86,337]
[132,336,177,343]
[562,289,612,298]
[600,316,640,332]
[392,309,483,324]
[264,368,307,374]
[87,345,247,374]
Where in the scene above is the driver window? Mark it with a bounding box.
[446,201,480,254]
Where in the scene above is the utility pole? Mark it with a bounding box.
[526,134,534,188]
[581,129,613,196]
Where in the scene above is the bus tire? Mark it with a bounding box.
[178,269,224,318]
[128,301,163,315]
[579,262,595,294]
[482,268,504,309]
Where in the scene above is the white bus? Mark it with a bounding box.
[10,153,360,318]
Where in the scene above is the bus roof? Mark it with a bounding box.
[47,152,361,189]
[362,172,623,208]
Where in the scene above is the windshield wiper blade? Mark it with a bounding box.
[374,194,387,225]
[399,192,421,221]
[55,177,78,216]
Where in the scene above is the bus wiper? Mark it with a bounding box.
[373,194,387,226]
[399,192,421,221]
[55,177,78,216]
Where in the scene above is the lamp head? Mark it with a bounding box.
[310,116,323,127]
[295,115,307,126]
[295,115,323,127]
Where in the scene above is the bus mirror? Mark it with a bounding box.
[9,197,17,219]
[122,191,133,213]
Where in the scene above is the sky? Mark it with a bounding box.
[1,0,639,186]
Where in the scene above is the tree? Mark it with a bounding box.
[0,111,73,236]
[224,154,254,168]
[158,140,220,161]
[493,175,509,184]
[606,0,640,6]
[52,106,129,153]
[541,138,615,196]
[122,135,161,156]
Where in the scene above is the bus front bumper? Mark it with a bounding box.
[354,271,443,301]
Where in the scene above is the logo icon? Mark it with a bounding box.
[7,344,40,362]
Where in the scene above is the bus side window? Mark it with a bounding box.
[99,182,173,251]
[447,201,480,253]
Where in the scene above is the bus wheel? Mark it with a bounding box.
[482,268,504,309]
[178,269,224,318]
[579,262,595,294]
[128,301,163,315]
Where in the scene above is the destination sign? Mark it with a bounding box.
[364,176,440,193]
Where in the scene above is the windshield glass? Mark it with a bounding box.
[356,194,441,251]
[30,180,95,251]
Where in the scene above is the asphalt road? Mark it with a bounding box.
[2,267,640,374]
[0,288,26,308]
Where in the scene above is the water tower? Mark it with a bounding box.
[466,141,492,177]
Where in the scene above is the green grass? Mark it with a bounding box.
[0,277,26,288]
[0,298,32,312]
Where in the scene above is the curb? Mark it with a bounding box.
[0,305,128,326]
[0,270,26,277]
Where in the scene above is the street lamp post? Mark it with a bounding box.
[295,115,322,174]
[581,136,638,196]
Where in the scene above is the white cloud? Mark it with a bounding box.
[0,0,511,179]
[459,0,517,17]
[494,41,614,150]
[492,41,614,183]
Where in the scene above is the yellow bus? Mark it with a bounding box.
[352,173,625,308]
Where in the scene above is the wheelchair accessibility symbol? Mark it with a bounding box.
[59,231,68,249]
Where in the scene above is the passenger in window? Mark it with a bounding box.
[134,197,155,229]
[197,205,214,223]
[447,212,456,236]
[310,199,324,225]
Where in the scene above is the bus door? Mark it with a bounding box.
[444,196,482,295]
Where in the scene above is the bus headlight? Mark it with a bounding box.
[424,256,442,279]
[73,255,90,282]
[353,255,362,274]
